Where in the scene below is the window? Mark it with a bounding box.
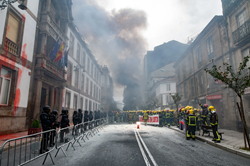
[91,63,93,76]
[90,81,93,96]
[67,63,73,85]
[242,48,250,68]
[166,84,171,91]
[5,10,23,56]
[82,51,86,67]
[77,43,80,62]
[87,58,90,74]
[73,94,77,109]
[101,76,104,86]
[86,78,89,93]
[206,36,214,59]
[80,97,83,109]
[69,33,74,57]
[81,74,85,91]
[0,67,12,105]
[99,89,101,100]
[89,100,92,111]
[93,84,96,98]
[85,99,88,110]
[237,9,247,27]
[65,92,71,108]
[196,47,202,67]
[75,68,79,88]
[200,74,204,85]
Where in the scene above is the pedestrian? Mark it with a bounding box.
[49,110,59,147]
[209,106,221,143]
[40,105,53,154]
[59,109,70,143]
[143,111,148,126]
[186,107,197,140]
[84,110,89,131]
[72,110,79,136]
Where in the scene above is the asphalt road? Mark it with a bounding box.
[25,123,250,166]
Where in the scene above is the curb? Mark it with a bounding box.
[168,126,250,159]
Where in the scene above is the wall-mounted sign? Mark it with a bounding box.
[207,94,222,100]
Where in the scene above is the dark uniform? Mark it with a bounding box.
[72,111,79,136]
[199,104,208,125]
[84,110,89,131]
[49,110,59,147]
[60,109,70,143]
[40,106,52,154]
[165,111,171,127]
[186,112,197,140]
[210,110,220,143]
[89,111,93,129]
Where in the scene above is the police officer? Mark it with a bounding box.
[40,105,52,154]
[89,111,93,129]
[60,109,70,143]
[186,107,197,140]
[209,106,221,143]
[49,110,59,147]
[199,102,208,126]
[84,110,89,131]
[72,110,79,136]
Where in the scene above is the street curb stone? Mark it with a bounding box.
[168,126,250,159]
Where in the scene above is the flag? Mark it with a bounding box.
[64,49,69,67]
[49,38,59,61]
[54,43,64,62]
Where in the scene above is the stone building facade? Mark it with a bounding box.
[63,23,102,120]
[0,1,39,134]
[175,0,250,131]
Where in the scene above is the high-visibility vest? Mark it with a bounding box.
[165,113,170,118]
[143,113,148,120]
[187,115,196,126]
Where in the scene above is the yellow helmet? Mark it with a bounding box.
[189,109,194,114]
[189,106,193,110]
[144,111,147,113]
[208,106,215,111]
[181,108,185,111]
[194,108,197,111]
[185,106,189,111]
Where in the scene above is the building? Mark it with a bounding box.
[116,101,124,111]
[27,0,73,122]
[0,1,39,134]
[146,63,176,110]
[63,23,102,120]
[221,0,250,130]
[100,65,116,112]
[174,0,250,131]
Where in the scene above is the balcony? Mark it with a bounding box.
[222,0,241,15]
[4,38,19,56]
[232,21,250,45]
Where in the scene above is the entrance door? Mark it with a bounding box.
[40,88,47,115]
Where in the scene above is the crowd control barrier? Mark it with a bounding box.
[0,118,108,166]
[0,129,56,166]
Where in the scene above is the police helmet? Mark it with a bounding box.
[43,105,51,113]
[78,109,82,113]
[52,110,58,115]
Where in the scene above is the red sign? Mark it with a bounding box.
[139,115,159,125]
[207,94,222,100]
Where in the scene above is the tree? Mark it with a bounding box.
[170,93,182,113]
[204,56,250,149]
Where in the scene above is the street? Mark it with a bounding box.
[25,123,250,166]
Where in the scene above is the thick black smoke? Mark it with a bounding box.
[72,0,148,109]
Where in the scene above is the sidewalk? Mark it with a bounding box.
[0,131,28,147]
[169,126,250,159]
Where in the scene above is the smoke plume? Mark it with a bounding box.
[72,0,148,109]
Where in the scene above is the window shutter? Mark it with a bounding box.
[7,13,20,44]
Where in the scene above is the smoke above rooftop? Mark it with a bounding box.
[72,0,148,102]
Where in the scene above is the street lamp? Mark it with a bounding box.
[0,0,27,10]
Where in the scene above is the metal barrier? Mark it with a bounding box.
[0,129,56,166]
[0,118,109,166]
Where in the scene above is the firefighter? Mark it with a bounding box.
[143,111,149,126]
[186,107,197,140]
[159,111,163,127]
[195,109,201,130]
[177,108,182,128]
[209,106,220,143]
[199,102,208,126]
[165,110,171,127]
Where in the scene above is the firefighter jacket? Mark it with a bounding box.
[210,111,218,126]
[195,112,201,121]
[143,113,148,120]
[199,104,208,117]
[165,112,170,118]
[170,112,174,118]
[186,114,197,126]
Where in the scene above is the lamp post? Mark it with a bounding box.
[0,0,27,10]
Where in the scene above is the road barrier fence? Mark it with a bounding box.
[0,117,110,166]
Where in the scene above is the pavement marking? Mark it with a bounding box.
[136,129,158,166]
[134,129,151,166]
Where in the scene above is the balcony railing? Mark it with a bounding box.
[232,21,250,45]
[4,38,19,56]
[45,58,64,79]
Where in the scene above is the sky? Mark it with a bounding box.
[72,0,223,102]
